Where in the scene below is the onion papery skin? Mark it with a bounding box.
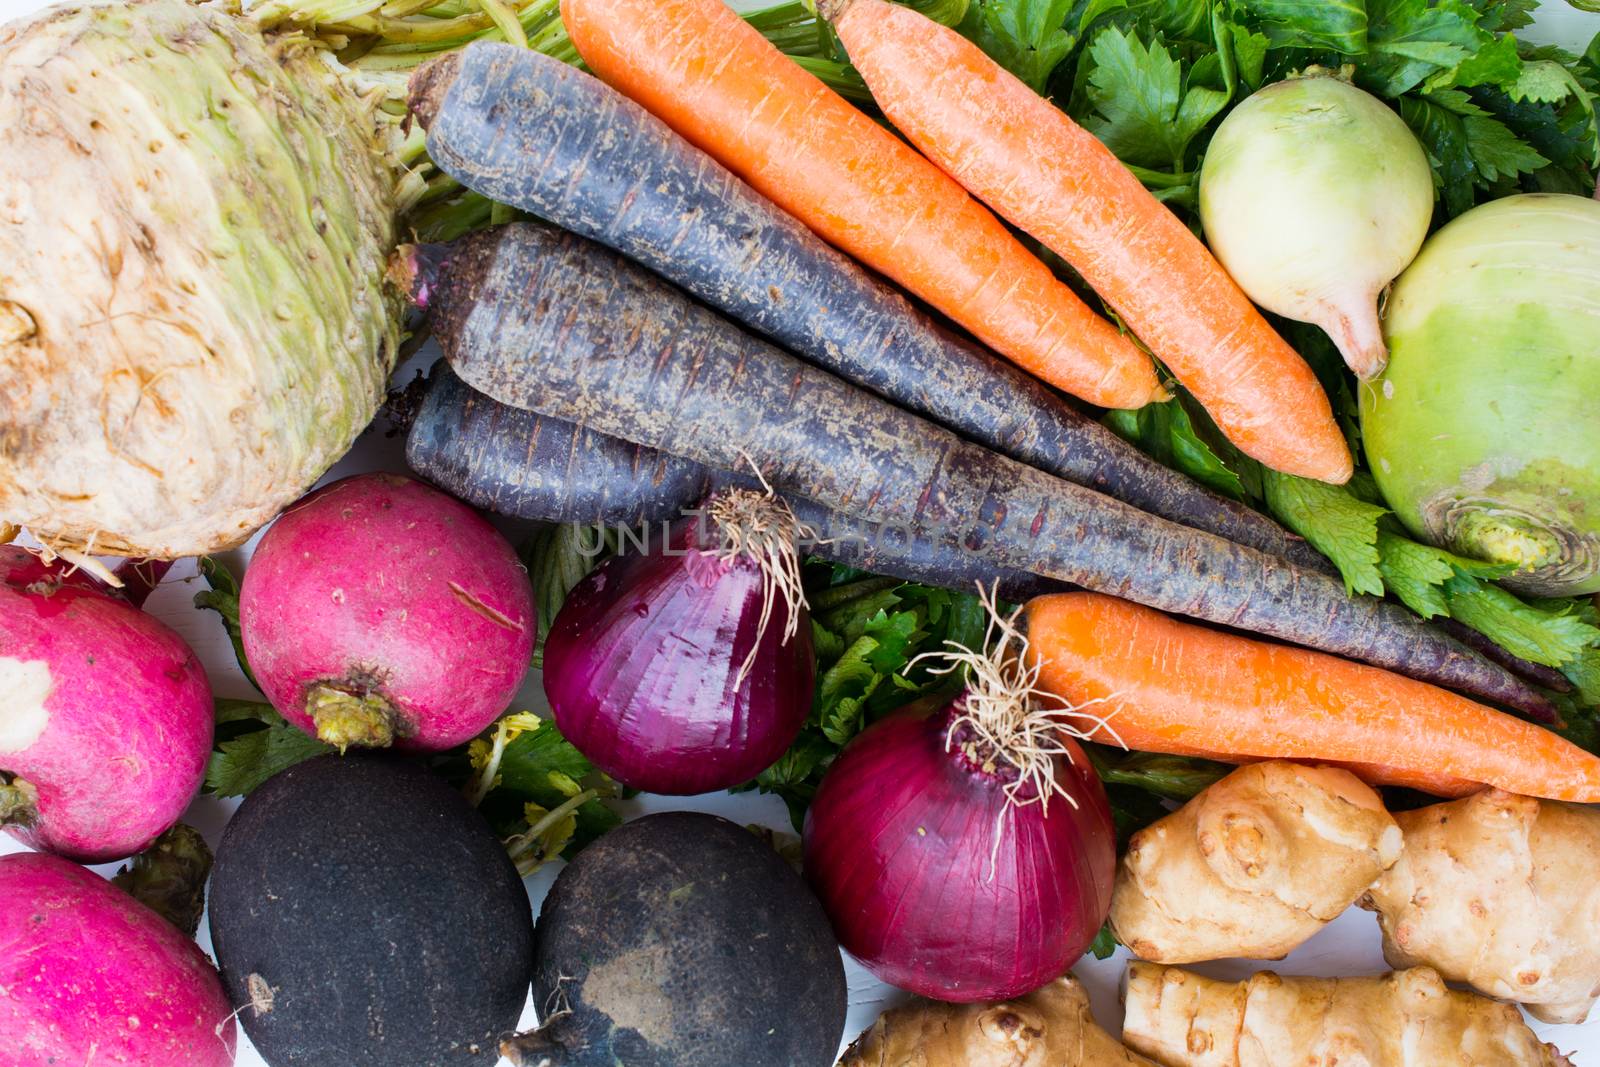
[543,513,814,795]
[802,704,1116,1002]
[1362,194,1600,596]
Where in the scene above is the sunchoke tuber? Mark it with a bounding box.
[1110,762,1402,963]
[839,974,1157,1066]
[1122,962,1572,1067]
[1362,788,1600,1024]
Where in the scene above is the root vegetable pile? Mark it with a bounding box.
[2,0,1598,1063]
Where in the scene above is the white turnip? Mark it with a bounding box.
[1362,194,1600,597]
[0,545,212,862]
[1199,73,1433,379]
[240,473,534,752]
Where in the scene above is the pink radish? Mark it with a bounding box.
[0,546,213,863]
[240,473,534,752]
[0,851,237,1067]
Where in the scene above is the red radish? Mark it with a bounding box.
[802,597,1116,1002]
[0,851,236,1067]
[0,546,212,863]
[240,473,534,752]
[542,488,814,795]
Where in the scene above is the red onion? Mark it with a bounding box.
[802,602,1116,1002]
[542,489,814,795]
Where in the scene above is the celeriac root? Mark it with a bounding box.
[1362,788,1600,1024]
[1122,962,1573,1067]
[1110,761,1402,964]
[840,974,1157,1066]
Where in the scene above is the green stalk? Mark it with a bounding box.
[474,0,529,48]
[506,788,598,875]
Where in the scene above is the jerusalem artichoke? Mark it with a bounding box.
[839,975,1157,1066]
[1122,962,1572,1067]
[1110,762,1402,964]
[1362,788,1600,1024]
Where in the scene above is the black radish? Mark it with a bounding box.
[503,811,846,1066]
[208,754,533,1066]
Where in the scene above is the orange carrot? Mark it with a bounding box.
[825,0,1353,484]
[1025,592,1600,803]
[559,0,1166,410]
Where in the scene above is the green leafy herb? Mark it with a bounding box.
[741,569,989,830]
[1089,922,1120,959]
[1443,577,1600,667]
[1375,528,1511,618]
[205,700,335,798]
[1106,391,1249,500]
[1081,25,1233,170]
[471,715,621,860]
[1359,0,1495,97]
[969,0,1131,90]
[1263,471,1388,597]
[193,556,259,691]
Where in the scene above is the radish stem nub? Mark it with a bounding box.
[307,685,399,751]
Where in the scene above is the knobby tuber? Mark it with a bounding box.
[839,975,1157,1066]
[1121,962,1572,1067]
[1110,762,1402,964]
[1362,788,1600,1024]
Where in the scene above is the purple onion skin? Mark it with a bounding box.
[542,515,814,795]
[802,702,1116,1002]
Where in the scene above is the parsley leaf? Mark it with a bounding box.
[1443,577,1600,667]
[1509,58,1579,102]
[206,713,335,798]
[1089,924,1120,959]
[484,718,620,853]
[1449,32,1524,91]
[1081,26,1232,170]
[1263,471,1388,597]
[970,0,1129,90]
[1361,0,1492,97]
[1376,528,1512,619]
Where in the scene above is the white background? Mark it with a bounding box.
[1,0,1597,1062]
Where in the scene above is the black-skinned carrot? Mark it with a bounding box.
[406,43,1330,575]
[401,363,1058,601]
[396,222,1554,721]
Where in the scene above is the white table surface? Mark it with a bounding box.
[2,0,1597,1062]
